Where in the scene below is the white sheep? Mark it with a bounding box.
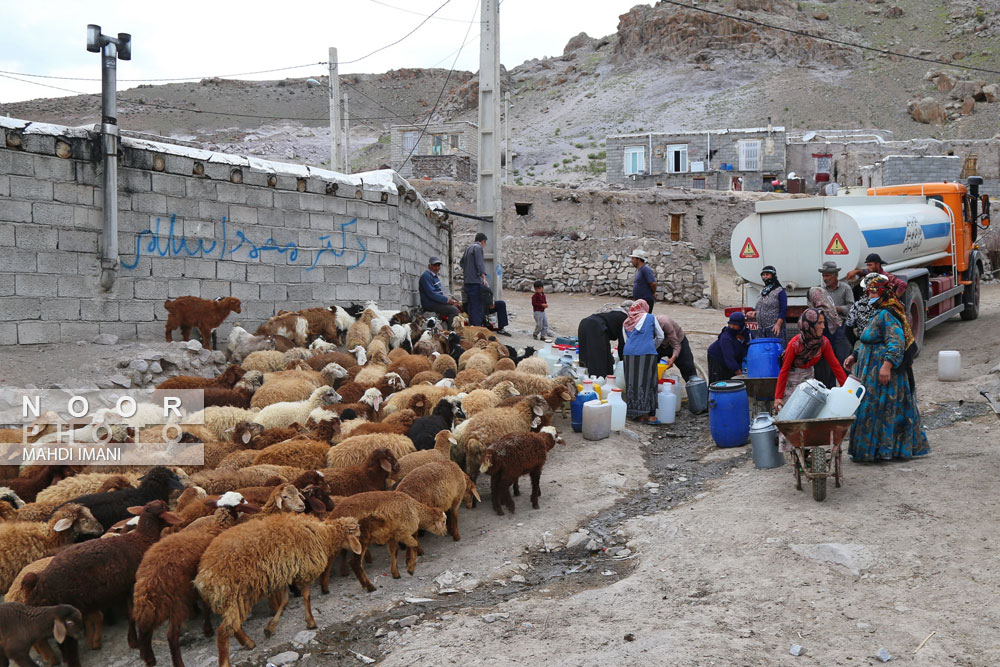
[226,325,276,362]
[252,386,342,429]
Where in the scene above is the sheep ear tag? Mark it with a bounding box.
[52,518,73,533]
[53,618,67,644]
[242,431,252,445]
[126,505,144,516]
[380,459,393,473]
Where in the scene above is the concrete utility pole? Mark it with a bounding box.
[343,91,350,174]
[504,91,512,184]
[328,47,344,172]
[477,0,502,298]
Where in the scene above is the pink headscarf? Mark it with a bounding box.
[623,300,649,333]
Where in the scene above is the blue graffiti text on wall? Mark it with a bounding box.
[120,215,367,271]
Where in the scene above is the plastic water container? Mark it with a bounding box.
[656,387,678,424]
[570,388,598,433]
[686,377,709,414]
[749,413,784,468]
[938,350,961,382]
[816,375,866,419]
[708,380,750,447]
[613,361,625,389]
[776,379,829,421]
[582,400,612,441]
[607,388,627,431]
[746,338,784,378]
[605,375,617,392]
[592,376,606,399]
[663,367,686,405]
[657,360,671,380]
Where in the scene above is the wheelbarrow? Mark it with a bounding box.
[774,416,854,502]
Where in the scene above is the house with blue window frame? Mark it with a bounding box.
[391,121,479,181]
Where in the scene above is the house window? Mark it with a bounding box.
[667,144,688,173]
[692,178,706,190]
[402,131,419,155]
[624,146,645,175]
[450,134,460,152]
[432,135,444,156]
[738,140,762,171]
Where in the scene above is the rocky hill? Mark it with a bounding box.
[3,0,998,188]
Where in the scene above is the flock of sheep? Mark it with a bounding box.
[0,297,578,667]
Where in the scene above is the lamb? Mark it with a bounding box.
[228,422,301,450]
[482,371,577,398]
[133,493,258,667]
[3,465,74,504]
[0,504,103,595]
[516,355,549,376]
[155,365,245,391]
[354,351,392,386]
[255,311,309,347]
[296,307,340,342]
[478,426,562,515]
[326,491,446,591]
[21,500,182,651]
[201,371,265,409]
[188,465,302,495]
[250,363,346,409]
[240,350,287,373]
[316,448,399,497]
[454,369,487,392]
[345,310,375,350]
[55,466,185,531]
[496,383,575,422]
[164,296,242,349]
[318,387,382,423]
[335,372,405,405]
[252,386,342,430]
[394,430,456,480]
[306,347,366,373]
[494,357,516,371]
[381,385,458,416]
[464,341,506,375]
[409,370,443,386]
[366,325,393,359]
[194,514,362,667]
[395,461,480,541]
[461,380,521,417]
[325,434,416,470]
[343,410,417,438]
[431,352,458,376]
[408,397,466,451]
[452,395,549,483]
[387,353,432,384]
[253,440,330,470]
[0,602,84,667]
[225,325,277,363]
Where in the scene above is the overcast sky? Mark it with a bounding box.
[0,0,651,103]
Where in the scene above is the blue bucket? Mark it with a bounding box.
[708,380,750,448]
[746,338,784,378]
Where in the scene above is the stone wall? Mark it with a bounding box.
[411,155,476,182]
[496,237,706,305]
[867,155,962,187]
[0,117,450,346]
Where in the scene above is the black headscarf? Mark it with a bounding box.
[760,265,781,298]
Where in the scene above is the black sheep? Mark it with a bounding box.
[408,397,466,451]
[446,332,465,364]
[0,602,84,667]
[55,466,184,531]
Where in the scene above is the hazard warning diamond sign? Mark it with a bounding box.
[739,237,759,259]
[825,233,849,255]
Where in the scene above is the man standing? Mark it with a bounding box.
[461,232,490,326]
[630,249,658,313]
[819,261,854,318]
[418,256,460,329]
[845,253,906,298]
[654,313,697,381]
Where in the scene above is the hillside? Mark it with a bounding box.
[3,0,998,188]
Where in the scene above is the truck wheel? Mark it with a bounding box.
[904,283,925,357]
[960,265,980,321]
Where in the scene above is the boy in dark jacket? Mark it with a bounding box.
[531,281,553,342]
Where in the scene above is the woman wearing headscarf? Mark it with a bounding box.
[844,273,878,345]
[577,302,630,378]
[808,286,851,388]
[749,265,787,341]
[707,311,750,383]
[844,275,929,462]
[620,300,664,423]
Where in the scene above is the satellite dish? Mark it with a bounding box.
[802,131,816,142]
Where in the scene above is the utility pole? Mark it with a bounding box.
[477,0,502,299]
[343,90,350,174]
[503,91,512,184]
[328,47,344,172]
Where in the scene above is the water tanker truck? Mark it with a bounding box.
[730,177,991,349]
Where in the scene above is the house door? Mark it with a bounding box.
[731,176,743,191]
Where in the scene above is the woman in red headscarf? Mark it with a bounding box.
[844,274,929,462]
[774,308,847,411]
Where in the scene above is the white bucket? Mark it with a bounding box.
[938,350,961,382]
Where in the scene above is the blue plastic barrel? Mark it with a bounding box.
[746,338,784,378]
[708,380,750,447]
[570,390,598,433]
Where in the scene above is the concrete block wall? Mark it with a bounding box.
[876,155,962,187]
[0,118,450,346]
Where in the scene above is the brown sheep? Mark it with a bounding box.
[453,395,549,483]
[431,353,458,376]
[199,371,265,410]
[316,448,399,497]
[381,385,458,416]
[409,370,443,386]
[516,356,549,376]
[255,312,309,348]
[325,491,447,591]
[479,426,562,515]
[366,325,393,359]
[4,466,74,504]
[155,365,246,391]
[454,369,487,392]
[345,410,417,438]
[164,296,242,349]
[494,357,516,372]
[461,380,521,417]
[345,310,375,350]
[296,307,340,342]
[306,350,362,374]
[396,460,480,541]
[394,430,455,480]
[325,434,416,470]
[353,351,392,386]
[253,440,330,470]
[335,372,405,405]
[497,383,576,421]
[194,514,362,667]
[387,348,409,363]
[464,341,506,375]
[387,354,432,385]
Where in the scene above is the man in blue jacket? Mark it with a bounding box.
[630,249,658,312]
[419,256,460,329]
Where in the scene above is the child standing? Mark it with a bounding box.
[531,281,553,342]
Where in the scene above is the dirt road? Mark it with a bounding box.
[1,280,997,667]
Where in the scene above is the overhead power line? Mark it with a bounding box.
[368,0,479,23]
[658,0,1000,76]
[0,62,326,83]
[336,0,455,65]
